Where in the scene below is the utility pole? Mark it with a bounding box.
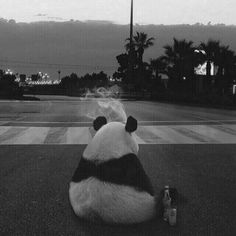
[130,0,133,43]
[58,70,61,81]
[128,0,135,85]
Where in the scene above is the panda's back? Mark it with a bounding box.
[71,153,154,196]
[69,177,156,224]
[69,154,156,224]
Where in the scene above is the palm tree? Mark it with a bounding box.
[125,32,154,90]
[125,32,154,66]
[163,38,195,82]
[199,40,220,78]
[215,45,236,93]
[134,32,154,65]
[216,46,235,76]
[150,57,167,80]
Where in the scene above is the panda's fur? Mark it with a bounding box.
[69,116,157,224]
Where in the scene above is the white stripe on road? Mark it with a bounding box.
[0,126,11,135]
[0,120,92,124]
[0,127,49,145]
[0,120,236,127]
[142,126,198,144]
[186,125,236,144]
[133,133,146,144]
[0,125,236,145]
[1,120,236,124]
[66,127,91,144]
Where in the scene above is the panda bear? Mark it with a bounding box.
[69,116,158,224]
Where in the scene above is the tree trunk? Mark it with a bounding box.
[206,60,211,77]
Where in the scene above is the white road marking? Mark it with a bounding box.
[66,127,91,144]
[0,124,236,145]
[147,126,198,144]
[0,120,92,124]
[186,125,236,144]
[139,120,236,123]
[0,127,49,145]
[0,126,11,135]
[0,120,236,124]
[133,133,146,144]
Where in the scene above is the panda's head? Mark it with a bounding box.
[84,116,139,162]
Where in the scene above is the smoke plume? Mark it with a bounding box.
[81,86,126,123]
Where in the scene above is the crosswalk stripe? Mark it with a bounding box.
[136,126,172,144]
[0,127,29,144]
[151,126,198,144]
[44,127,67,144]
[133,133,146,144]
[66,127,91,144]
[169,126,215,143]
[5,127,49,145]
[186,125,236,144]
[0,125,235,145]
[212,124,236,136]
[0,126,11,136]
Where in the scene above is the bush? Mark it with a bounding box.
[0,79,23,98]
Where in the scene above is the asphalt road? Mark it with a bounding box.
[1,95,236,125]
[0,96,236,235]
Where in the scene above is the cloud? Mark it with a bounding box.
[34,14,66,21]
[35,13,47,17]
[84,20,114,24]
[47,16,66,21]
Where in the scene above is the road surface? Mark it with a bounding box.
[0,96,235,236]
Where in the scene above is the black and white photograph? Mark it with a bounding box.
[0,0,236,235]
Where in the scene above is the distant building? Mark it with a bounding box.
[194,62,215,76]
[0,69,3,78]
[20,74,26,82]
[31,74,39,81]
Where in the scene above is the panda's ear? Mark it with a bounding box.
[125,116,137,133]
[93,116,107,131]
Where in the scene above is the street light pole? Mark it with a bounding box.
[58,70,61,81]
[128,0,135,85]
[130,0,133,44]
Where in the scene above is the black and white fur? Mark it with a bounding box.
[69,116,157,224]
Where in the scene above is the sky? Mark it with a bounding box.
[0,0,236,25]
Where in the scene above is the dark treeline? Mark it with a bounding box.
[0,70,23,98]
[1,24,236,106]
[112,33,236,106]
[0,69,110,98]
[59,71,109,95]
[2,20,236,78]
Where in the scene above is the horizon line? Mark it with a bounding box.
[1,18,236,27]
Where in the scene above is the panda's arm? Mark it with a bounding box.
[71,157,96,182]
[123,155,155,196]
